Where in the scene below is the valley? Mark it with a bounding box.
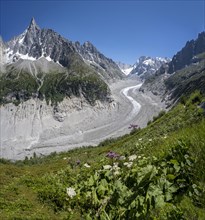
[0,15,204,219]
[1,78,164,160]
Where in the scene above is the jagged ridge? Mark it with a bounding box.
[130,56,170,79]
[141,32,205,104]
[0,18,125,105]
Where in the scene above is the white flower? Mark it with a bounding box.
[103,165,112,170]
[164,135,167,139]
[138,138,142,141]
[124,162,133,168]
[113,164,120,171]
[128,155,137,161]
[127,162,133,168]
[138,155,142,159]
[66,187,76,198]
[149,139,152,142]
[63,157,67,160]
[114,170,120,175]
[84,163,90,168]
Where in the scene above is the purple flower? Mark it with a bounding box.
[106,151,119,159]
[76,160,81,165]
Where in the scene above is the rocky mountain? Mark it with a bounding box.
[3,18,124,80]
[0,18,124,105]
[74,41,124,80]
[0,18,126,158]
[168,32,205,73]
[130,56,170,79]
[141,32,205,105]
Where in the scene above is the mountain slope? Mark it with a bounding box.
[0,57,111,105]
[3,18,124,81]
[74,41,124,80]
[0,18,125,105]
[168,32,205,73]
[0,90,204,219]
[165,52,205,102]
[141,32,205,104]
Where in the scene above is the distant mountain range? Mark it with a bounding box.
[117,56,170,78]
[0,18,124,105]
[130,56,170,78]
[1,18,204,108]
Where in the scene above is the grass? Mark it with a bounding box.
[0,92,205,219]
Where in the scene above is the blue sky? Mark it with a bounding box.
[0,1,204,64]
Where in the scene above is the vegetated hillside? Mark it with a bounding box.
[0,59,110,106]
[0,91,205,219]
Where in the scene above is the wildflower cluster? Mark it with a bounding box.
[106,151,120,159]
[66,187,76,198]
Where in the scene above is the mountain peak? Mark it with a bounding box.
[130,56,170,78]
[83,41,94,48]
[28,17,40,30]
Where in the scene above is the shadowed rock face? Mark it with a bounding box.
[140,32,205,106]
[74,41,124,80]
[168,32,205,74]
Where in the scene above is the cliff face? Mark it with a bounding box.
[168,32,205,73]
[140,32,205,105]
[1,97,117,160]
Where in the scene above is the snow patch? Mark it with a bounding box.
[143,59,155,66]
[45,56,52,62]
[56,61,63,67]
[120,67,134,75]
[19,36,25,44]
[156,57,169,62]
[16,52,36,61]
[18,30,27,44]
